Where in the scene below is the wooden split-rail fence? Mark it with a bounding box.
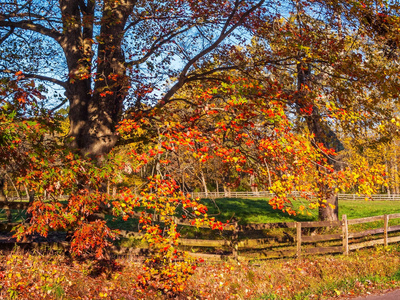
[80,212,400,259]
[171,213,400,260]
[1,198,400,260]
[2,211,399,261]
[192,191,400,201]
[5,191,400,201]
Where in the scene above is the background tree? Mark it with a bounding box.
[235,1,400,220]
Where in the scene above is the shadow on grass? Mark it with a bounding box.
[105,197,317,233]
[0,209,27,223]
[106,215,140,231]
[201,197,317,224]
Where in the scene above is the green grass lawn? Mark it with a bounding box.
[201,197,400,224]
[201,197,314,223]
[2,198,400,230]
[339,200,400,219]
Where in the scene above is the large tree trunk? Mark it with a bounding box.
[60,0,134,158]
[57,1,136,228]
[250,174,258,193]
[297,63,342,221]
[318,188,339,222]
[305,110,342,221]
[318,195,339,222]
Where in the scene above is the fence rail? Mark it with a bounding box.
[191,191,275,199]
[114,213,400,259]
[184,213,400,259]
[3,191,400,201]
[338,194,400,201]
[2,211,400,260]
[2,192,400,260]
[191,191,400,201]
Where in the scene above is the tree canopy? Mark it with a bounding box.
[1,0,400,294]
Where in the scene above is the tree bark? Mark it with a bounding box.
[59,0,135,158]
[386,155,391,196]
[0,174,11,222]
[6,173,20,199]
[318,191,339,222]
[201,171,208,197]
[297,62,342,221]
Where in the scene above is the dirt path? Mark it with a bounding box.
[351,289,400,300]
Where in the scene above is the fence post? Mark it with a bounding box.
[296,222,302,258]
[4,204,11,222]
[231,219,239,260]
[384,214,389,247]
[342,214,349,255]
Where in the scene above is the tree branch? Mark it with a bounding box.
[50,98,68,113]
[127,27,192,66]
[159,0,265,105]
[77,0,88,13]
[0,19,62,41]
[23,73,67,88]
[0,27,14,45]
[0,69,67,88]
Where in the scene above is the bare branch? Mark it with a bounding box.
[186,76,230,83]
[127,27,192,66]
[124,16,144,32]
[50,98,68,113]
[159,0,265,105]
[0,69,67,88]
[161,97,197,107]
[181,0,265,78]
[0,27,14,45]
[77,0,88,13]
[23,74,67,88]
[0,19,62,41]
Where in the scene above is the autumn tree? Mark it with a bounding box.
[1,1,399,295]
[232,0,400,220]
[0,1,268,276]
[0,75,63,223]
[0,0,269,158]
[1,0,400,281]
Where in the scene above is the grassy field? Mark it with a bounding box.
[2,197,400,230]
[108,197,400,242]
[2,197,400,222]
[201,197,400,224]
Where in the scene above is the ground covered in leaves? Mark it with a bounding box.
[1,246,400,299]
